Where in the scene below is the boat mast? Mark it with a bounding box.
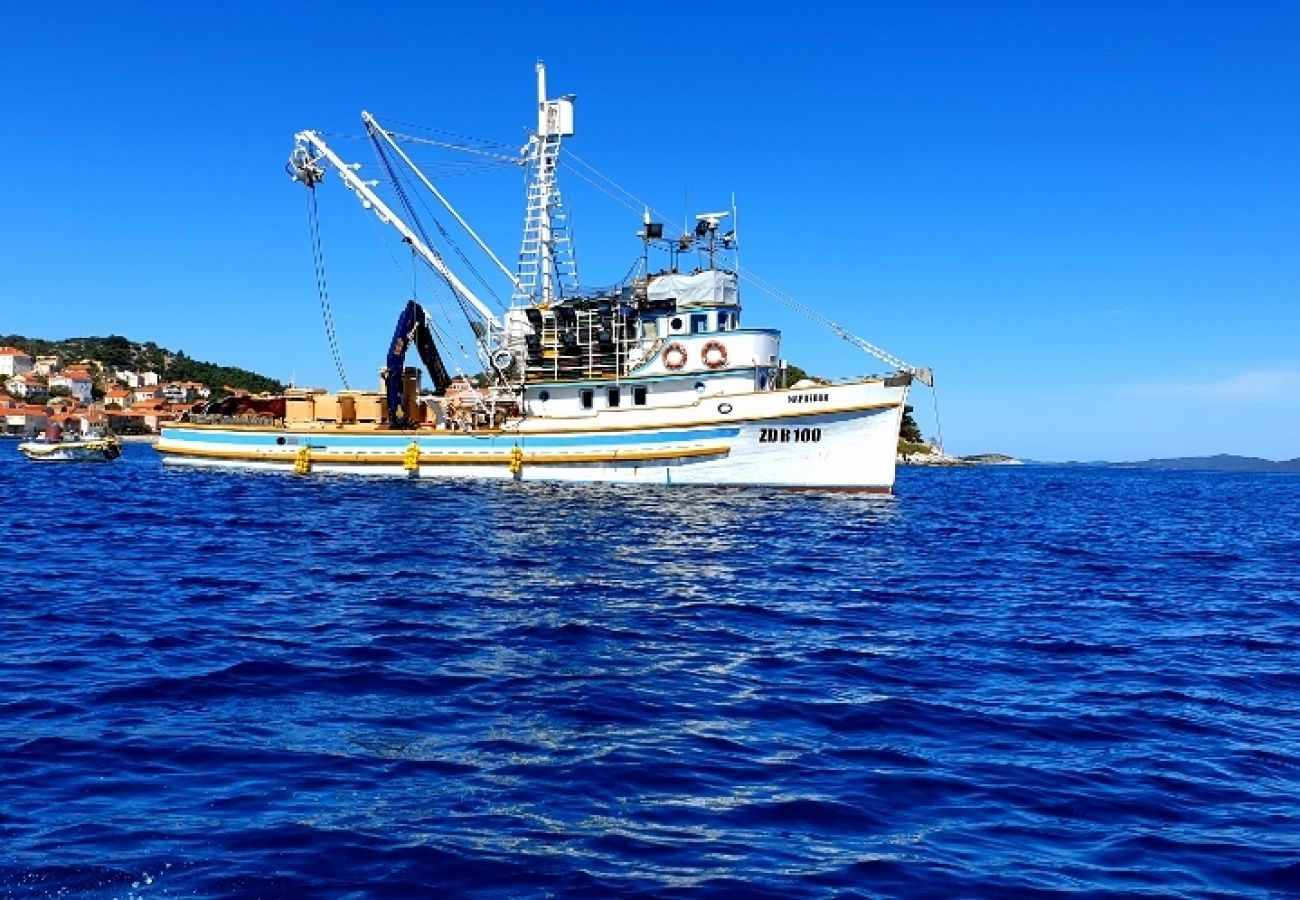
[514,62,577,308]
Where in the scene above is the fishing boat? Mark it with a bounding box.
[156,65,931,491]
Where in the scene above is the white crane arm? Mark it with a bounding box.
[833,326,934,387]
[288,130,502,331]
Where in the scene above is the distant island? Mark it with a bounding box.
[891,405,1295,472]
[1003,455,1300,473]
[1110,455,1300,473]
[961,453,1022,465]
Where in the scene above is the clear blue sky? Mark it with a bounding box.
[3,2,1297,461]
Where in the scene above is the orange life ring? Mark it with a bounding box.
[662,342,688,370]
[701,340,728,370]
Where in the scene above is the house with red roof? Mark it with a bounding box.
[5,373,48,400]
[104,387,133,409]
[2,403,49,436]
[49,372,93,403]
[0,347,33,378]
[132,384,163,405]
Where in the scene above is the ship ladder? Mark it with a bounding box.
[404,441,421,476]
[540,313,559,359]
[509,445,524,477]
[294,444,311,475]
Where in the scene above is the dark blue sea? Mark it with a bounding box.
[3,442,1299,898]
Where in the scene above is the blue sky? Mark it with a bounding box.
[2,2,1297,461]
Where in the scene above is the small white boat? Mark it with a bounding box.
[18,434,122,462]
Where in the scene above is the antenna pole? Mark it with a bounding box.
[732,192,740,285]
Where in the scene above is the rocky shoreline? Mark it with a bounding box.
[898,447,1022,467]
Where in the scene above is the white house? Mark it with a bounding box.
[104,387,133,409]
[162,381,209,403]
[0,347,33,378]
[49,373,93,403]
[33,355,60,376]
[132,385,163,405]
[3,404,49,436]
[5,373,47,399]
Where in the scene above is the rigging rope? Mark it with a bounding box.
[368,132,504,321]
[567,149,927,375]
[563,151,676,226]
[305,189,349,389]
[929,381,947,454]
[388,135,520,165]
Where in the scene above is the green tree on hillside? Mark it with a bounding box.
[0,334,283,396]
[783,363,810,386]
[900,405,923,444]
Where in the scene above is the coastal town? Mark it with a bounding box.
[0,345,216,439]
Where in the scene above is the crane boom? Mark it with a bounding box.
[287,130,503,332]
[833,326,934,387]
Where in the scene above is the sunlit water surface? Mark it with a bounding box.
[2,444,1299,896]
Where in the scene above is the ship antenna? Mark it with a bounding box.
[732,192,740,280]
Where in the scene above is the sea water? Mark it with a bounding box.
[2,443,1298,896]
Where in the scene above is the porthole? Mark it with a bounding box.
[538,390,550,402]
[671,317,683,331]
[717,402,733,414]
[694,381,706,394]
[276,436,286,445]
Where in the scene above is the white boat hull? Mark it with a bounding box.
[157,380,908,491]
[18,439,122,462]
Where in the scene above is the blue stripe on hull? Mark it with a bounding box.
[163,426,741,451]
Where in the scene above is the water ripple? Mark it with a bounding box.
[2,446,1299,895]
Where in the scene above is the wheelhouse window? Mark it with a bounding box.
[580,389,594,409]
[633,386,647,406]
[717,311,730,330]
[607,387,621,408]
[691,313,708,334]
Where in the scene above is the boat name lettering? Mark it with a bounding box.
[759,427,822,444]
[788,393,828,404]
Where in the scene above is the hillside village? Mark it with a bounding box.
[2,344,233,438]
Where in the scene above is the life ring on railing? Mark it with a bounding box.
[662,342,688,371]
[701,340,728,370]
